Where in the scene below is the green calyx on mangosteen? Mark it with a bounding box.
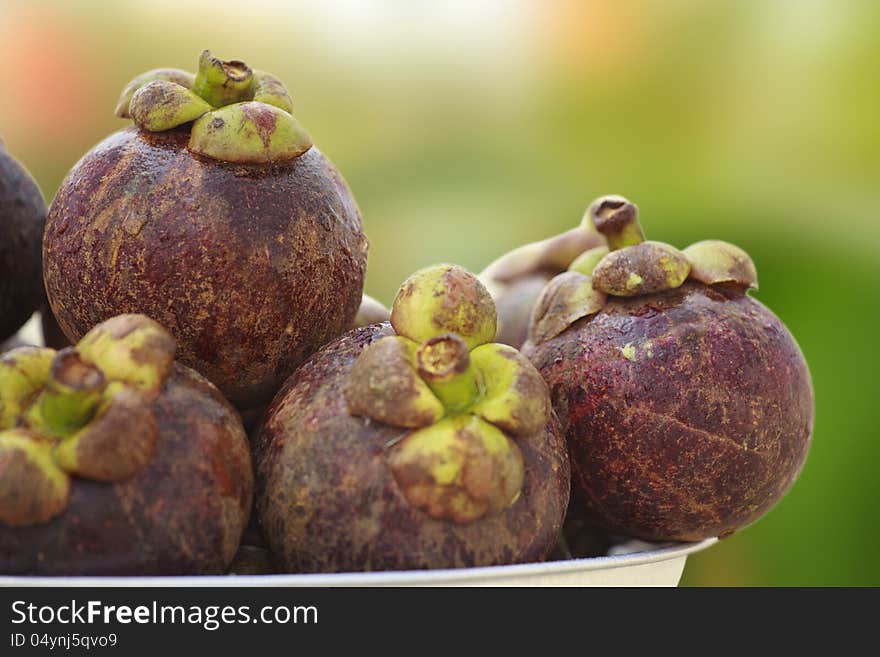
[0,316,172,527]
[0,314,253,575]
[255,265,570,572]
[0,142,46,343]
[522,195,813,542]
[479,205,607,349]
[347,265,550,523]
[44,50,369,411]
[118,50,310,163]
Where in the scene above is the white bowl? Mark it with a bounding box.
[0,539,716,587]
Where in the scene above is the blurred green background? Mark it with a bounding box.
[1,0,877,585]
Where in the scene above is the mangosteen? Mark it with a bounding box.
[522,195,814,542]
[479,214,606,348]
[0,141,46,343]
[254,265,569,572]
[0,314,252,575]
[43,51,369,411]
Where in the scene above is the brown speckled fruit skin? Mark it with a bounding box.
[0,363,253,575]
[254,323,570,573]
[522,282,813,542]
[44,127,368,410]
[0,147,46,342]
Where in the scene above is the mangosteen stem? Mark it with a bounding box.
[589,195,645,250]
[416,335,480,413]
[25,349,106,438]
[192,50,255,108]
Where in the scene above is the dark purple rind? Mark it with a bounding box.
[0,363,253,575]
[0,148,46,342]
[40,301,70,350]
[559,507,619,559]
[523,282,813,542]
[254,322,570,573]
[43,127,368,409]
[226,545,276,575]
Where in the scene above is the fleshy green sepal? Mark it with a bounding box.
[76,315,175,398]
[683,240,758,289]
[189,102,312,163]
[391,265,497,350]
[0,430,70,526]
[52,384,157,482]
[253,71,294,113]
[0,347,55,430]
[388,415,524,523]
[345,336,444,429]
[591,241,691,297]
[129,81,213,132]
[470,343,549,436]
[528,271,606,344]
[115,68,195,118]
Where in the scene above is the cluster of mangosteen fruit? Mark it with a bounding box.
[0,50,813,576]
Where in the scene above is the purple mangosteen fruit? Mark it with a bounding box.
[0,141,46,343]
[0,314,252,574]
[254,265,570,572]
[522,195,814,542]
[43,51,369,411]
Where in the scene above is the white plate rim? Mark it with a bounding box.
[0,538,717,587]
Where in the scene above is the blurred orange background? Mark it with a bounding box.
[2,0,877,585]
